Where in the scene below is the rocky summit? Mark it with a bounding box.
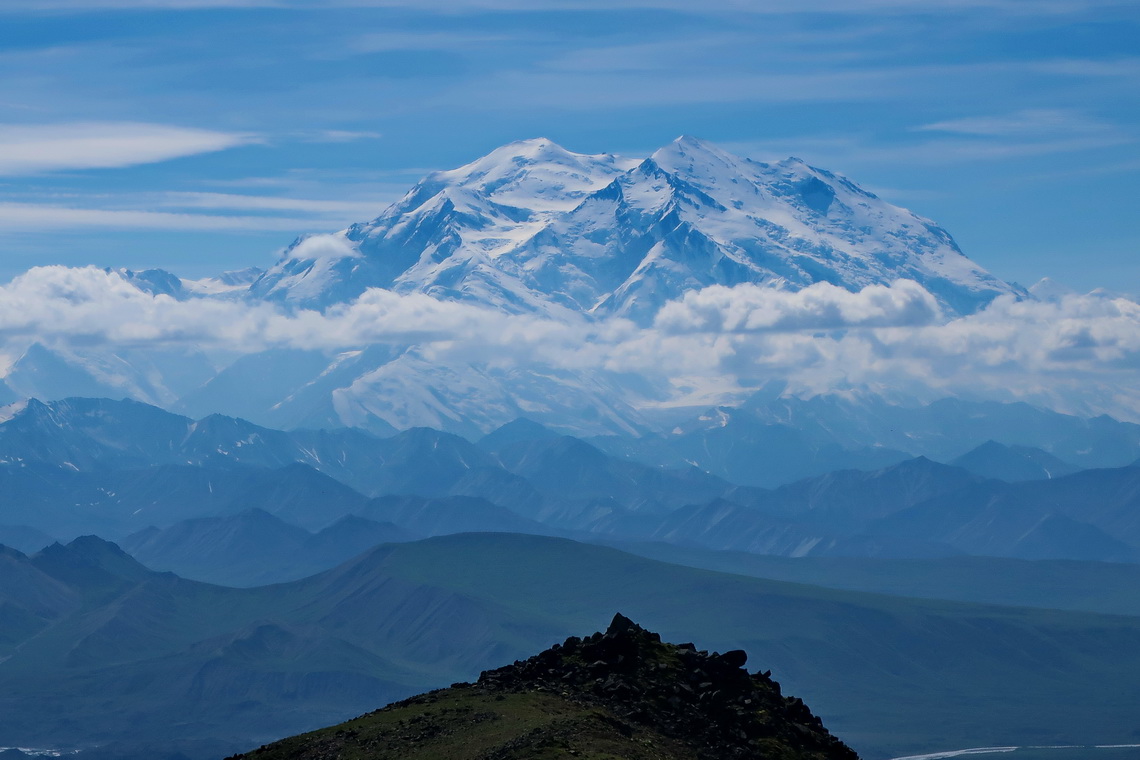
[229,613,858,760]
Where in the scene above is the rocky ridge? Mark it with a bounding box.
[231,613,857,760]
[475,613,856,760]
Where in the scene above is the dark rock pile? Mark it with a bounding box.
[474,613,859,760]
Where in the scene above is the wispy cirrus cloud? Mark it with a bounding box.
[292,129,384,143]
[345,31,512,55]
[439,55,1140,113]
[158,192,387,217]
[436,69,915,110]
[0,203,309,232]
[0,122,256,176]
[917,109,1118,137]
[1,0,1133,12]
[0,190,390,234]
[730,114,1135,173]
[0,0,284,9]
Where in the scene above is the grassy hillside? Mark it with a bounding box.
[611,541,1140,617]
[234,688,705,760]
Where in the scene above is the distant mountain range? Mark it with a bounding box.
[121,510,415,587]
[4,396,1140,760]
[2,396,1138,565]
[0,138,1032,437]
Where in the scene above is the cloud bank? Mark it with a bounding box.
[3,266,1140,421]
[655,280,942,333]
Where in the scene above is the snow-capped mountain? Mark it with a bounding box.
[249,136,1021,322]
[249,138,638,315]
[0,137,1034,436]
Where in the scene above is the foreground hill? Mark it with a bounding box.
[231,614,856,760]
[4,532,1140,759]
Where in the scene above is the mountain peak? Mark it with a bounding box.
[478,417,560,450]
[0,397,37,424]
[32,536,151,587]
[671,133,722,151]
[952,439,1081,482]
[491,136,568,158]
[475,612,857,759]
[650,134,743,175]
[443,136,577,174]
[251,136,1022,327]
[430,136,635,205]
[230,613,858,760]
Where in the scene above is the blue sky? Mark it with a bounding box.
[0,0,1137,294]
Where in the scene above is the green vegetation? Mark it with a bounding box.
[611,542,1140,617]
[235,689,702,760]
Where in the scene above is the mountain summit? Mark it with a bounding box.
[249,136,1019,321]
[228,612,858,760]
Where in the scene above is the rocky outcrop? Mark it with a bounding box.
[229,613,858,760]
[474,613,857,760]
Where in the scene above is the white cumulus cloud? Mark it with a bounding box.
[654,280,942,334]
[3,267,1140,421]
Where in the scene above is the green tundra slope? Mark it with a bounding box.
[609,541,1140,617]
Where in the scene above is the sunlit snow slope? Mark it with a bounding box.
[249,136,1020,322]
